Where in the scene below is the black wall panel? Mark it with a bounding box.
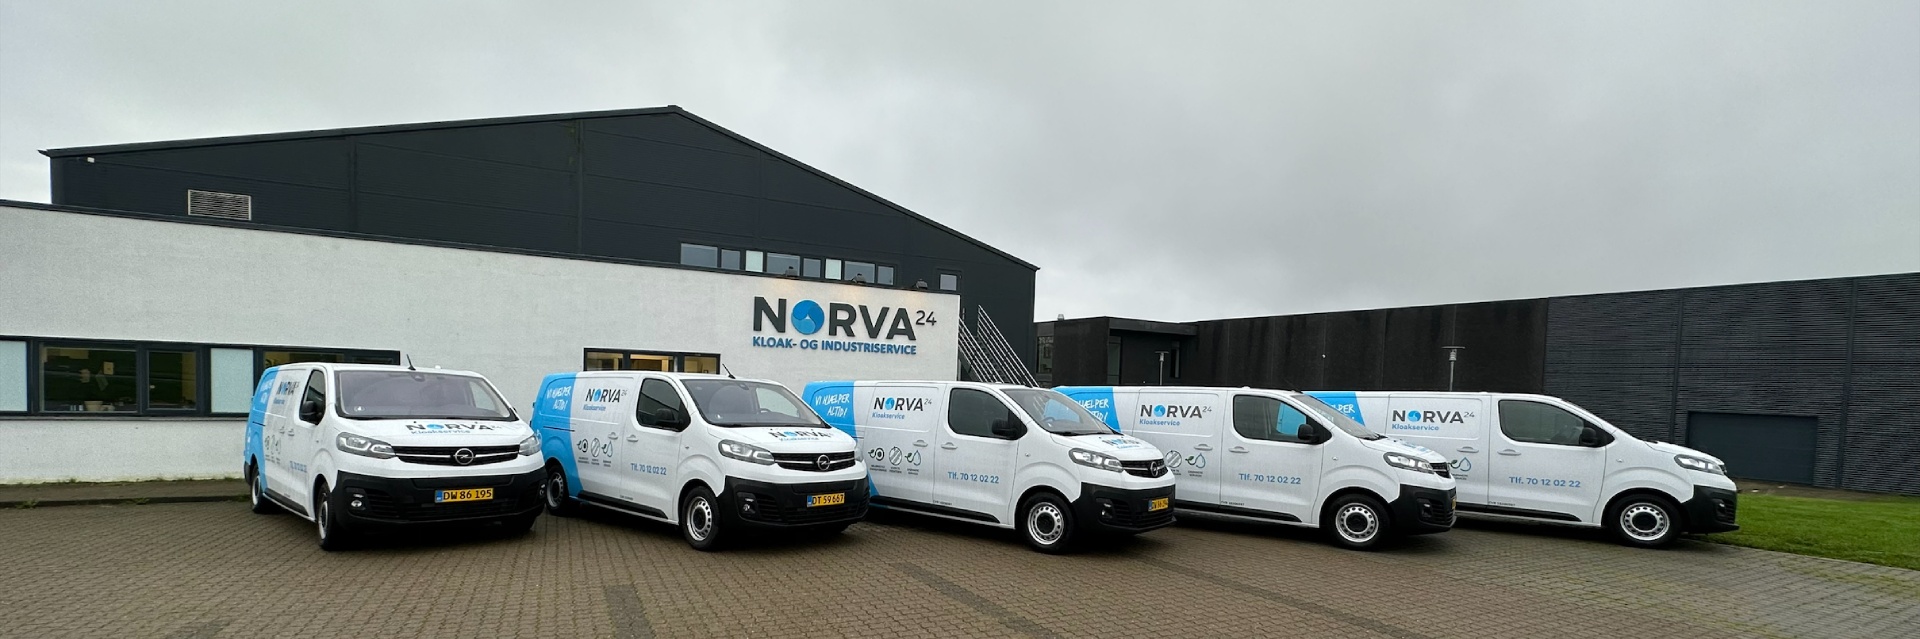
[1839,274,1920,494]
[1545,290,1681,442]
[1450,300,1547,393]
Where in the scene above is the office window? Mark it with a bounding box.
[767,253,801,276]
[825,259,843,280]
[584,349,721,374]
[1036,336,1054,375]
[681,355,719,374]
[877,265,895,286]
[802,258,822,278]
[844,261,876,283]
[1105,337,1121,384]
[208,348,254,414]
[147,350,199,411]
[940,273,960,291]
[680,243,719,268]
[746,250,765,272]
[0,341,26,412]
[40,345,138,413]
[720,249,742,270]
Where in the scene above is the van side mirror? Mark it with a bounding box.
[990,418,1023,439]
[1296,422,1321,443]
[1579,424,1611,447]
[654,407,687,429]
[299,398,324,424]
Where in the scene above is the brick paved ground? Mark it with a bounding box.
[1,503,1914,638]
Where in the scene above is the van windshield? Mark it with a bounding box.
[1002,388,1115,436]
[682,380,825,428]
[1289,393,1384,440]
[337,371,516,421]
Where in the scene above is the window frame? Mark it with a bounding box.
[1497,399,1602,447]
[938,271,961,292]
[0,335,398,419]
[582,348,723,374]
[946,387,1024,440]
[1231,394,1316,445]
[636,377,689,431]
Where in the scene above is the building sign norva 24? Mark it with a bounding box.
[751,297,929,356]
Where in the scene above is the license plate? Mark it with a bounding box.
[807,493,845,507]
[435,488,494,503]
[1148,497,1170,512]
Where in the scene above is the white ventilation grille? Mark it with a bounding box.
[186,190,252,221]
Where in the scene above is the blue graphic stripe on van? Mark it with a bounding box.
[1055,386,1122,432]
[534,373,582,497]
[801,381,876,499]
[244,367,281,491]
[1307,391,1364,425]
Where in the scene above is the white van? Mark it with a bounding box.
[243,363,544,550]
[801,380,1177,553]
[1056,386,1456,550]
[534,372,867,551]
[1305,391,1740,547]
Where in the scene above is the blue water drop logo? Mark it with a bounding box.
[884,397,895,410]
[792,300,824,335]
[1154,405,1166,417]
[1407,411,1421,422]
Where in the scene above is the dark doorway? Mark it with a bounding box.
[1687,412,1817,484]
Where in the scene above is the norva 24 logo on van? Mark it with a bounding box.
[751,297,930,356]
[870,396,927,421]
[1389,409,1475,431]
[1139,404,1210,426]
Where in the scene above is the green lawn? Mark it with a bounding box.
[1706,493,1920,571]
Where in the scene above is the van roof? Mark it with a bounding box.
[571,371,784,385]
[285,362,487,377]
[1064,385,1305,394]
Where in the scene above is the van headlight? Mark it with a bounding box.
[518,435,539,457]
[1384,452,1434,474]
[1069,448,1123,473]
[718,440,776,465]
[1674,454,1725,475]
[336,434,395,459]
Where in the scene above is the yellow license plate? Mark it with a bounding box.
[807,493,845,507]
[435,488,493,503]
[1148,497,1170,511]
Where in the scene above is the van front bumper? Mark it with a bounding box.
[1682,486,1739,533]
[332,468,545,526]
[1073,483,1176,534]
[1389,485,1456,534]
[724,476,870,528]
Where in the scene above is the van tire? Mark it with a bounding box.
[681,485,729,552]
[314,483,352,552]
[1606,494,1682,548]
[543,466,581,517]
[1018,492,1078,554]
[247,462,278,515]
[1325,494,1391,550]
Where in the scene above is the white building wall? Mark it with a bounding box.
[0,205,962,482]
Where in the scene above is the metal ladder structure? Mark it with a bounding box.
[957,305,1038,387]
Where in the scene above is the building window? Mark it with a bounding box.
[0,341,25,412]
[679,243,719,268]
[1036,336,1054,375]
[844,261,876,284]
[1105,337,1121,384]
[802,258,822,278]
[877,265,895,286]
[825,259,843,280]
[767,253,801,276]
[940,273,960,291]
[147,350,199,411]
[0,337,397,418]
[720,249,742,270]
[583,349,721,374]
[745,250,764,273]
[40,345,138,413]
[208,348,255,414]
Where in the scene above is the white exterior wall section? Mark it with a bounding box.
[0,205,962,482]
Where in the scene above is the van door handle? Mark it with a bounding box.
[1497,449,1520,456]
[941,442,957,450]
[1457,447,1479,453]
[913,440,929,448]
[626,435,639,443]
[1193,444,1213,451]
[1229,446,1249,454]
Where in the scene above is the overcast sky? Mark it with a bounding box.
[2,1,1915,321]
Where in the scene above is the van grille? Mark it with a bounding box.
[391,445,520,467]
[1430,462,1451,479]
[770,451,858,472]
[1120,459,1169,478]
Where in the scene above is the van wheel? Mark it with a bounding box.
[543,466,580,517]
[1325,494,1391,550]
[314,483,352,552]
[247,462,278,515]
[1019,492,1077,554]
[682,485,729,552]
[1607,494,1681,548]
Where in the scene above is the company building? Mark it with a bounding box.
[0,107,1035,482]
[1037,273,1920,495]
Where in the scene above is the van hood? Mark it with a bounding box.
[348,419,532,445]
[1644,440,1722,463]
[718,426,856,453]
[1363,437,1449,464]
[1054,432,1163,461]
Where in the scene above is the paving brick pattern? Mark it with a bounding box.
[1,504,1914,638]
